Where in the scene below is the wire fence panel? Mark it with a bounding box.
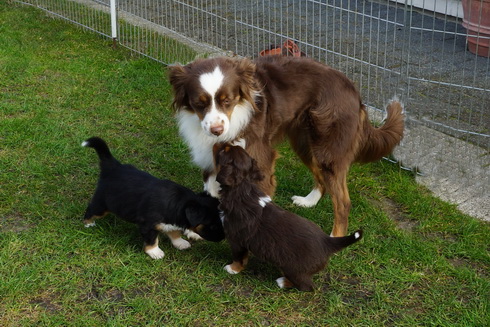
[114,0,228,63]
[13,0,490,219]
[17,0,113,37]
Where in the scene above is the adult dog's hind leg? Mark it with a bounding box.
[288,132,325,207]
[292,139,352,235]
[323,168,351,237]
[291,157,325,208]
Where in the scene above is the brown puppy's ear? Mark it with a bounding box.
[216,164,237,186]
[249,158,265,182]
[168,64,189,110]
[212,143,223,156]
[212,142,227,166]
[225,147,257,184]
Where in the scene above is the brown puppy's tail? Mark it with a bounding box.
[356,98,404,163]
[325,229,363,253]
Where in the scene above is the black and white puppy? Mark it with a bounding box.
[82,137,225,259]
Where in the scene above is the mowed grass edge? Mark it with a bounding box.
[0,3,489,326]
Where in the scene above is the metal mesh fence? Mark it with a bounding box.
[13,0,490,219]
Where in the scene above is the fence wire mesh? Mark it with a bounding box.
[13,0,490,219]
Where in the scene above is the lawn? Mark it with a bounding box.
[0,3,488,326]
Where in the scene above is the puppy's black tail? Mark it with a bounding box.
[82,137,118,166]
[325,229,363,253]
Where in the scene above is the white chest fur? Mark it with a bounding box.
[176,103,253,172]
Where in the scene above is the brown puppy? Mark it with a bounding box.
[169,55,404,236]
[215,144,362,291]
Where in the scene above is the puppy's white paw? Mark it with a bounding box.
[185,230,203,241]
[224,264,240,274]
[172,238,191,250]
[291,188,322,207]
[276,277,287,288]
[84,222,96,228]
[146,247,165,259]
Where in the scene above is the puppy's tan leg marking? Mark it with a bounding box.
[225,261,245,274]
[276,277,294,289]
[224,253,249,274]
[166,230,191,250]
[184,229,203,241]
[144,237,165,259]
[83,211,109,227]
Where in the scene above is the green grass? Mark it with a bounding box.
[1,3,489,326]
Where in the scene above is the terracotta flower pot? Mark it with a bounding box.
[462,0,490,57]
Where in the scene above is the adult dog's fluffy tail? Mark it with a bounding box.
[356,98,404,163]
[325,229,363,253]
[82,137,119,168]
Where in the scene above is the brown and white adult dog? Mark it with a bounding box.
[169,55,404,236]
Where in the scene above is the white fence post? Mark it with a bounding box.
[110,0,117,48]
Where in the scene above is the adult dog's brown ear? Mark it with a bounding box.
[168,64,189,110]
[234,58,258,109]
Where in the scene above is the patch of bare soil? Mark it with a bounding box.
[0,215,35,233]
[369,197,419,232]
[448,257,488,278]
[28,292,62,314]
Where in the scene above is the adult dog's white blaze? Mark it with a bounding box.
[199,67,230,136]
